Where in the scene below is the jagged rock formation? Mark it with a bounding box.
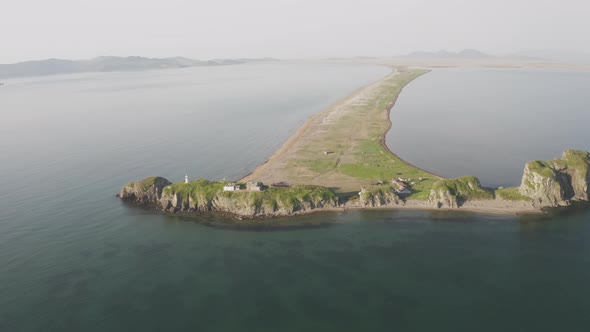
[119,178,339,218]
[119,150,590,217]
[428,176,493,208]
[519,150,590,207]
[358,186,400,207]
[119,176,172,205]
[429,189,457,209]
[426,150,590,210]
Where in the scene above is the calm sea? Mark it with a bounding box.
[1,64,590,331]
[387,67,590,187]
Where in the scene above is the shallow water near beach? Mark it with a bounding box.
[1,64,590,331]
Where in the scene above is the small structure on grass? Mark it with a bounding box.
[247,181,263,191]
[271,181,291,188]
[392,178,412,196]
[223,183,238,192]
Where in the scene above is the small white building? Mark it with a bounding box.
[185,174,189,184]
[223,183,238,192]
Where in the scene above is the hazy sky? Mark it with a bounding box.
[1,0,589,63]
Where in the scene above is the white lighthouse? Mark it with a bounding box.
[184,174,189,183]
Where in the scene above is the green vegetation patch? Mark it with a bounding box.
[495,187,530,201]
[298,157,339,174]
[244,68,442,197]
[340,139,433,180]
[330,69,437,192]
[163,179,225,204]
[358,185,396,201]
[406,178,438,200]
[163,180,337,210]
[243,185,338,210]
[431,176,494,201]
[127,176,159,190]
[527,160,555,178]
[338,163,394,180]
[560,149,590,177]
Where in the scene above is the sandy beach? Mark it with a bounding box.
[241,68,437,191]
[241,66,544,216]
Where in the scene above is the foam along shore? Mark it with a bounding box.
[119,67,590,218]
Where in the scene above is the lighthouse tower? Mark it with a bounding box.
[185,174,189,184]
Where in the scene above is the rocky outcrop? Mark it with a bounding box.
[358,186,401,207]
[429,188,458,208]
[120,178,339,218]
[159,191,332,217]
[428,176,493,208]
[119,151,590,218]
[519,150,590,207]
[427,151,590,210]
[119,176,172,206]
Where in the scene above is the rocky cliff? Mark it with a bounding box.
[119,176,172,205]
[119,178,339,218]
[358,186,401,207]
[428,176,494,208]
[119,150,590,217]
[519,149,590,207]
[425,150,590,210]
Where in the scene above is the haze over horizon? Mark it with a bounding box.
[1,0,589,63]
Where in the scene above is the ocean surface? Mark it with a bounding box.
[387,67,590,187]
[1,63,590,331]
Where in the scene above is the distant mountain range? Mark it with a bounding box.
[507,50,590,65]
[403,49,492,59]
[398,49,542,61]
[0,56,280,79]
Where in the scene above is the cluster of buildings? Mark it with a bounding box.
[223,181,263,192]
[183,174,292,193]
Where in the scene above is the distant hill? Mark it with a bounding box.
[398,49,546,62]
[0,56,280,79]
[401,49,496,59]
[507,50,590,65]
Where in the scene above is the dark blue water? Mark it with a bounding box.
[387,67,590,187]
[1,64,590,331]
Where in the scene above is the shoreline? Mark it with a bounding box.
[128,196,540,223]
[239,68,439,193]
[120,66,590,221]
[377,71,443,179]
[238,67,542,216]
[239,69,398,183]
[237,85,366,181]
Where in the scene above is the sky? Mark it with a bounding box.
[1,0,589,63]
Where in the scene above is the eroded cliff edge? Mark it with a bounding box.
[518,149,590,207]
[118,150,590,218]
[119,178,339,218]
[423,149,590,211]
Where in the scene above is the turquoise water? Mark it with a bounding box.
[1,64,590,331]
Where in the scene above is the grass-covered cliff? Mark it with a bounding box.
[517,149,590,206]
[119,149,590,218]
[119,176,172,205]
[120,178,339,218]
[357,185,401,207]
[428,176,494,208]
[426,150,590,208]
